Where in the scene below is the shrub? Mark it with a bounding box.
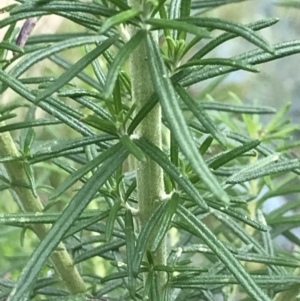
[0,1,300,301]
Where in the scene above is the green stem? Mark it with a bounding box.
[0,125,86,295]
[128,0,166,297]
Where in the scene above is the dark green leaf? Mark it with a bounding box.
[104,30,145,98]
[145,33,229,203]
[34,36,118,103]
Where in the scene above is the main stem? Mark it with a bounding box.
[129,0,166,296]
[0,126,86,294]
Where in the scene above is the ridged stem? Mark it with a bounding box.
[128,0,166,297]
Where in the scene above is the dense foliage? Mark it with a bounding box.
[1,1,300,301]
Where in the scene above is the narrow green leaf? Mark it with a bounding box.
[34,36,118,103]
[0,210,105,225]
[0,41,23,53]
[177,205,271,301]
[191,0,248,9]
[74,239,125,264]
[133,201,168,276]
[99,9,140,34]
[154,265,207,273]
[121,135,147,162]
[207,139,261,170]
[228,158,300,183]
[265,102,291,133]
[205,199,267,231]
[50,143,123,200]
[81,114,118,135]
[179,58,259,72]
[68,96,112,121]
[180,17,274,54]
[104,30,145,98]
[199,135,213,155]
[151,192,180,252]
[176,85,227,147]
[146,19,211,38]
[190,17,279,61]
[10,1,117,18]
[145,33,229,203]
[24,163,37,198]
[105,201,122,241]
[135,138,208,210]
[125,209,136,297]
[267,215,300,226]
[7,36,108,86]
[34,134,116,157]
[171,274,300,287]
[65,212,109,239]
[49,54,101,91]
[179,0,191,40]
[143,271,154,300]
[226,153,279,183]
[180,40,300,87]
[169,0,181,39]
[8,146,128,301]
[199,101,276,114]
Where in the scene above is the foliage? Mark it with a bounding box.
[0,0,300,301]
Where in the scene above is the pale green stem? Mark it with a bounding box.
[0,124,86,294]
[128,0,166,297]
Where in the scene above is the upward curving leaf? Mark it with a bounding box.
[145,33,229,203]
[178,40,300,86]
[104,30,146,98]
[179,17,274,54]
